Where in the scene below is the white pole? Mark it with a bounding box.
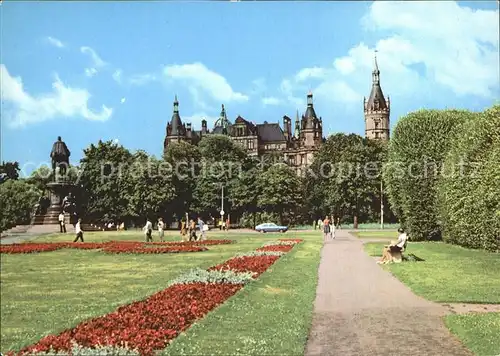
[380,179,384,229]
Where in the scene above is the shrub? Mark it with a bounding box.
[0,180,41,232]
[438,105,500,251]
[383,109,477,241]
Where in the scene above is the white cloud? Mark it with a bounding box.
[272,1,499,109]
[46,36,65,48]
[112,69,122,83]
[1,64,113,128]
[120,97,126,104]
[163,62,249,103]
[80,46,108,77]
[129,73,157,86]
[262,97,283,106]
[85,68,98,77]
[294,67,327,82]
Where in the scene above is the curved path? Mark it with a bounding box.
[305,230,472,356]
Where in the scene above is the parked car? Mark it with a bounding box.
[255,223,288,233]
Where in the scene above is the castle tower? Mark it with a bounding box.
[213,104,232,135]
[300,92,322,148]
[164,95,187,152]
[364,52,390,140]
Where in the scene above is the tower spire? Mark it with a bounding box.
[294,109,300,138]
[372,50,380,85]
[173,94,179,112]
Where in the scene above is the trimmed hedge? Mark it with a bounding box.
[438,105,500,252]
[383,109,477,241]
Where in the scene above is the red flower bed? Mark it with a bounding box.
[0,243,63,254]
[64,242,107,250]
[0,240,229,254]
[102,245,207,254]
[256,245,294,253]
[279,238,303,243]
[208,255,280,278]
[17,283,243,356]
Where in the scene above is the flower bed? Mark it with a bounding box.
[279,238,303,244]
[0,240,234,255]
[102,245,207,254]
[0,243,63,254]
[9,239,303,355]
[17,283,243,356]
[256,244,294,253]
[208,255,280,278]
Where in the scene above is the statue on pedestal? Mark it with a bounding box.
[50,136,71,178]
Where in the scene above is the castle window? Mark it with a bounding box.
[375,121,379,129]
[375,132,380,139]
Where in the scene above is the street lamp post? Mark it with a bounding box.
[213,183,225,228]
[380,179,384,230]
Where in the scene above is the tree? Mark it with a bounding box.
[384,109,477,240]
[438,105,500,251]
[0,180,41,232]
[126,151,176,224]
[191,135,248,219]
[163,141,201,219]
[25,166,53,193]
[257,163,303,225]
[305,133,387,226]
[229,166,261,228]
[78,140,134,223]
[0,161,20,182]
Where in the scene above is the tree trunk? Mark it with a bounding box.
[353,215,358,229]
[253,212,256,229]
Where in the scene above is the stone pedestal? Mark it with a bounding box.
[31,178,77,226]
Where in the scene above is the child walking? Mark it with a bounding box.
[73,218,84,242]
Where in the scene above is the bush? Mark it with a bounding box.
[383,109,477,241]
[0,179,41,232]
[438,105,500,252]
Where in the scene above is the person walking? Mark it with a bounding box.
[189,219,197,241]
[180,218,188,241]
[59,212,66,233]
[197,216,206,241]
[322,215,331,243]
[73,218,84,242]
[158,217,165,242]
[144,218,153,242]
[317,218,323,231]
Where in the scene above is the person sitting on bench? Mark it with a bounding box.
[378,228,408,264]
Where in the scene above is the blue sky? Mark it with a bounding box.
[1,1,499,176]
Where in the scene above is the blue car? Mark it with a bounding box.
[255,223,288,233]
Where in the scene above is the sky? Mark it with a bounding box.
[1,1,499,176]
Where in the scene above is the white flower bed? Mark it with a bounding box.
[26,343,140,355]
[168,268,255,286]
[234,251,285,257]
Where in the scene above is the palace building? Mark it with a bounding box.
[164,92,324,175]
[163,54,389,174]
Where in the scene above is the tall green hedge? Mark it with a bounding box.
[437,105,500,252]
[383,109,477,241]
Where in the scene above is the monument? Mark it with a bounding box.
[31,137,78,227]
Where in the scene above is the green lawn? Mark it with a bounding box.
[445,313,500,356]
[0,231,321,354]
[351,230,398,239]
[364,242,500,303]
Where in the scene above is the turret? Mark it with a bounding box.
[364,51,390,140]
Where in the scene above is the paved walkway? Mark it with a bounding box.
[305,230,472,356]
